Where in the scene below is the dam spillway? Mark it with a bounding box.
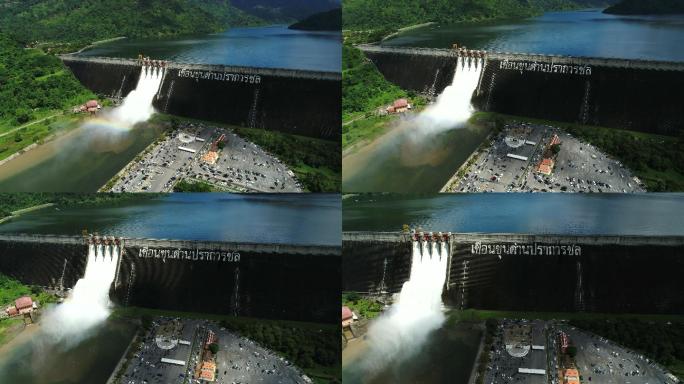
[358,45,684,135]
[60,56,341,140]
[0,234,340,323]
[343,232,684,314]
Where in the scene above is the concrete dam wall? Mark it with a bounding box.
[61,56,341,140]
[359,45,684,136]
[0,234,340,323]
[343,232,684,314]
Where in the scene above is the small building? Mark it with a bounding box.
[549,134,561,147]
[342,306,353,327]
[205,330,217,348]
[199,361,216,382]
[201,151,219,165]
[537,158,555,175]
[5,296,34,317]
[559,331,569,353]
[74,100,101,114]
[563,368,580,384]
[386,98,411,114]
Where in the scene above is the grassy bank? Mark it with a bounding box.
[448,308,684,322]
[0,113,88,162]
[472,111,684,191]
[113,307,340,383]
[0,273,60,347]
[342,292,384,320]
[0,193,161,220]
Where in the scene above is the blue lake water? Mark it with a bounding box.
[343,193,684,235]
[79,25,341,72]
[0,193,341,246]
[383,9,684,62]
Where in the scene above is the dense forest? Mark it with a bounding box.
[231,0,340,23]
[0,193,158,219]
[342,0,615,31]
[0,33,94,127]
[0,0,262,47]
[604,0,684,14]
[289,8,342,31]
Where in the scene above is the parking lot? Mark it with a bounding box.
[484,319,549,384]
[119,317,310,384]
[557,325,674,384]
[108,122,302,193]
[121,317,201,384]
[452,123,645,193]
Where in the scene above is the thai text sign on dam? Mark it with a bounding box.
[499,59,592,76]
[177,68,262,84]
[471,242,582,256]
[137,247,241,263]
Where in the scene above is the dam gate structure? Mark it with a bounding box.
[358,45,684,136]
[60,56,341,140]
[343,232,684,314]
[0,234,341,324]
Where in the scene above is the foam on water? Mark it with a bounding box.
[109,65,164,126]
[359,241,449,375]
[41,245,119,345]
[416,56,483,134]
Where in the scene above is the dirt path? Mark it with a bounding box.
[0,112,64,139]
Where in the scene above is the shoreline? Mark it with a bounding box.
[0,114,87,169]
[0,203,56,224]
[440,129,494,192]
[63,36,127,56]
[380,21,436,42]
[0,322,40,359]
[105,326,140,384]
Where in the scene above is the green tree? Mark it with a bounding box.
[208,343,219,354]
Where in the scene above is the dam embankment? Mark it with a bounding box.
[359,45,684,136]
[60,56,341,140]
[0,234,340,323]
[343,232,684,314]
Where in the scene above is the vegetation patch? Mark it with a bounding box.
[570,318,684,380]
[0,193,160,220]
[232,126,341,192]
[0,0,263,52]
[342,292,384,320]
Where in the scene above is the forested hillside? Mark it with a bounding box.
[342,44,405,118]
[289,8,342,31]
[231,0,340,23]
[0,0,262,47]
[342,0,615,30]
[0,34,93,127]
[604,0,684,14]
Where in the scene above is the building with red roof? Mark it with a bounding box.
[386,98,411,114]
[5,296,35,318]
[342,306,353,327]
[537,158,555,175]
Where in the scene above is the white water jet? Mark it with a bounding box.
[359,240,449,375]
[109,65,164,126]
[415,56,483,134]
[41,244,119,346]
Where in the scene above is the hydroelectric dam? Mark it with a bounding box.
[359,45,684,135]
[343,232,684,314]
[0,234,340,323]
[60,56,341,140]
